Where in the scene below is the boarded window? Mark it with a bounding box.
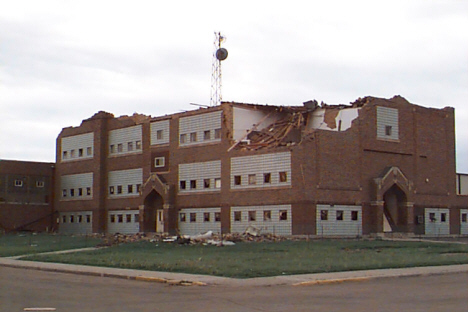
[234,211,241,221]
[87,147,92,156]
[248,174,256,185]
[215,178,221,188]
[320,210,328,221]
[336,210,344,221]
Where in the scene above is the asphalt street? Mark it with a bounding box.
[1,266,467,312]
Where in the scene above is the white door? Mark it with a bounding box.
[156,209,164,233]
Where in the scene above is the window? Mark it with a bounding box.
[190,213,196,222]
[204,130,211,141]
[87,147,92,156]
[109,186,115,195]
[154,157,165,168]
[117,143,123,153]
[78,188,83,196]
[36,181,45,188]
[248,174,256,185]
[429,212,436,222]
[62,189,67,197]
[190,180,197,189]
[63,151,68,159]
[248,211,256,221]
[126,214,132,223]
[180,180,186,190]
[441,213,447,222]
[215,212,221,222]
[86,187,91,196]
[128,185,133,194]
[204,179,210,189]
[179,213,186,222]
[320,210,328,221]
[180,134,187,144]
[70,150,75,158]
[264,173,271,184]
[214,128,221,139]
[204,212,210,222]
[110,215,115,223]
[279,171,287,183]
[190,132,197,142]
[263,210,271,221]
[136,184,142,193]
[118,214,123,223]
[136,140,142,150]
[78,215,83,223]
[156,129,163,140]
[234,175,242,186]
[62,215,67,223]
[385,125,392,136]
[78,148,83,157]
[110,145,115,153]
[15,180,23,187]
[70,189,75,197]
[336,210,344,221]
[134,214,139,223]
[462,213,467,223]
[70,215,74,223]
[234,211,242,221]
[128,142,133,151]
[279,210,288,221]
[351,211,359,221]
[117,185,122,194]
[86,215,91,223]
[215,178,221,188]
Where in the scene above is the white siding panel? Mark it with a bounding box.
[150,120,170,145]
[108,168,142,198]
[109,125,142,155]
[108,210,140,234]
[179,111,222,146]
[60,173,93,200]
[425,208,450,236]
[316,205,362,237]
[231,152,291,189]
[59,211,93,234]
[230,205,292,235]
[377,106,399,140]
[457,174,468,195]
[460,209,468,235]
[178,208,221,236]
[179,160,221,193]
[61,132,94,161]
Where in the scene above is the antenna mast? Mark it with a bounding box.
[210,32,228,106]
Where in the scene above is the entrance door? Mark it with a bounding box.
[156,209,164,233]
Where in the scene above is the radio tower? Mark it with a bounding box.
[210,32,228,106]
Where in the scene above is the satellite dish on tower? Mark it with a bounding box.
[216,48,228,61]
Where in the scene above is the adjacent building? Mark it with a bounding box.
[54,95,468,237]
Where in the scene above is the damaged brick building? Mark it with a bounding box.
[53,95,468,237]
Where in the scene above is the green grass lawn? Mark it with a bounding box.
[16,239,468,278]
[0,233,103,257]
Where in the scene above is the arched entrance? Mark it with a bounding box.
[142,190,163,232]
[383,184,408,232]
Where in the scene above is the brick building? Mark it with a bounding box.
[0,159,55,232]
[54,95,468,236]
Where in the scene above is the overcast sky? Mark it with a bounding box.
[1,0,467,172]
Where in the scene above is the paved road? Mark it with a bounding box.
[1,266,467,312]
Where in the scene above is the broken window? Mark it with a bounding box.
[70,215,74,223]
[126,214,132,223]
[429,212,436,222]
[462,213,467,223]
[320,210,328,221]
[87,147,92,156]
[263,210,272,221]
[180,134,186,144]
[135,140,142,150]
[234,211,241,221]
[128,185,133,193]
[204,212,210,222]
[134,214,139,222]
[279,210,288,221]
[248,174,256,185]
[351,211,359,221]
[248,211,256,221]
[63,151,68,159]
[264,173,271,184]
[179,213,186,222]
[14,180,23,187]
[86,215,91,223]
[204,130,211,140]
[110,215,115,223]
[204,178,210,188]
[279,171,287,183]
[180,180,186,190]
[215,212,221,222]
[234,175,242,186]
[109,186,115,195]
[86,187,91,196]
[190,132,197,142]
[70,189,75,197]
[155,157,165,168]
[385,125,392,136]
[117,185,122,194]
[118,214,123,223]
[70,150,75,158]
[78,188,83,196]
[110,145,115,153]
[78,215,82,223]
[156,129,163,140]
[136,184,142,193]
[190,180,197,189]
[441,213,447,222]
[78,148,83,157]
[214,128,221,139]
[336,210,344,221]
[215,178,221,188]
[62,215,67,223]
[117,143,123,153]
[128,142,133,151]
[190,213,196,222]
[62,189,67,197]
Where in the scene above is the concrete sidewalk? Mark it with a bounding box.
[1,255,468,287]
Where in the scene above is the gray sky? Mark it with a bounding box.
[1,0,468,172]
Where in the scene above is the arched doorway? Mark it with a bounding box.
[383,184,408,232]
[143,190,164,232]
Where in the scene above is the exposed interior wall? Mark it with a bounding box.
[232,107,281,141]
[308,107,359,131]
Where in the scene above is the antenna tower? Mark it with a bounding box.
[210,32,228,106]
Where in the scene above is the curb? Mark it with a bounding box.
[293,276,371,286]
